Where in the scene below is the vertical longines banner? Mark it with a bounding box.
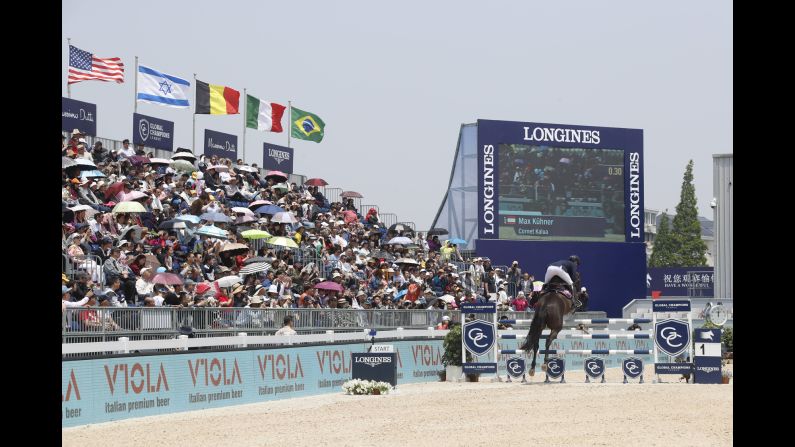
[62,97,97,136]
[262,143,294,173]
[204,129,238,160]
[133,113,174,151]
[476,119,644,242]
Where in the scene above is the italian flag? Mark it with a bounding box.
[246,95,286,132]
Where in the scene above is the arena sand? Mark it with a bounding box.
[63,364,732,447]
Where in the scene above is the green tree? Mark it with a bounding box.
[649,212,676,267]
[670,160,708,266]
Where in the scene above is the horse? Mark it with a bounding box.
[519,278,576,376]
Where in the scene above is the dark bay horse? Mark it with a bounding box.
[519,281,575,376]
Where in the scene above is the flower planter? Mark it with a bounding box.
[438,370,447,382]
[721,376,731,384]
[466,373,479,382]
[445,365,463,382]
[372,388,381,395]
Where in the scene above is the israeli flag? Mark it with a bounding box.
[136,65,190,108]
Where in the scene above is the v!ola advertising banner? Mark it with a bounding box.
[63,340,445,427]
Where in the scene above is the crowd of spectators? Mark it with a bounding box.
[62,129,564,326]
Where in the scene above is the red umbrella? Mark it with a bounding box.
[105,182,125,200]
[305,178,328,186]
[340,191,363,198]
[152,273,184,285]
[265,170,288,181]
[315,281,344,292]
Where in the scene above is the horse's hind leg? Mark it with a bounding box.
[541,329,560,372]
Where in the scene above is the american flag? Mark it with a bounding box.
[68,45,124,84]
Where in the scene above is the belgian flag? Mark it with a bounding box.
[195,79,240,114]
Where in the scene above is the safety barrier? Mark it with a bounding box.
[62,307,463,354]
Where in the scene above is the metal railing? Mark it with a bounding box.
[62,307,469,350]
[62,253,105,285]
[380,212,397,229]
[323,187,343,205]
[397,221,416,231]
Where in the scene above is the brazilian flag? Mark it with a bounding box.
[291,106,325,143]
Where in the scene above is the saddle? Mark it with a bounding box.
[541,282,579,310]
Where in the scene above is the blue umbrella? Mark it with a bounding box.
[175,215,201,224]
[80,169,106,179]
[447,238,467,245]
[200,212,231,223]
[254,205,285,215]
[195,225,228,239]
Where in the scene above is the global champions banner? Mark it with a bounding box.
[475,119,646,317]
[262,143,294,173]
[62,339,444,427]
[204,129,238,160]
[133,113,174,151]
[62,97,97,136]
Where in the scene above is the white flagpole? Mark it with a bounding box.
[287,101,291,148]
[193,73,197,154]
[67,38,72,98]
[133,56,138,113]
[242,88,247,164]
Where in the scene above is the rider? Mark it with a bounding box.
[543,255,582,309]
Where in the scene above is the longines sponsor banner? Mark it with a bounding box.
[262,143,294,173]
[133,113,174,151]
[63,340,444,427]
[62,97,97,136]
[351,353,398,386]
[204,129,238,160]
[693,357,722,384]
[476,119,644,243]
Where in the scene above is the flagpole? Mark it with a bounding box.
[242,88,247,164]
[287,101,291,148]
[133,56,138,113]
[193,73,197,154]
[67,38,72,98]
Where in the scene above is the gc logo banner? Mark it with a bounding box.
[655,319,690,357]
[622,357,643,379]
[545,358,565,379]
[584,357,605,380]
[463,320,495,357]
[506,357,525,378]
[138,118,150,142]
